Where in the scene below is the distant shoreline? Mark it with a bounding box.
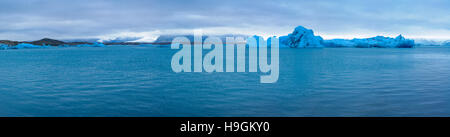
[0,38,171,47]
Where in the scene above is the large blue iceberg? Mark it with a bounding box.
[238,25,415,48]
[279,26,415,48]
[280,26,324,48]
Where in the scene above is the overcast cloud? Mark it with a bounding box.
[0,0,449,41]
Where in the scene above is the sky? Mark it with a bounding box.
[0,0,449,42]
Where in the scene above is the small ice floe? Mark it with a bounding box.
[0,44,8,50]
[76,42,106,47]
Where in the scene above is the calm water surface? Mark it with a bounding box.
[0,46,449,116]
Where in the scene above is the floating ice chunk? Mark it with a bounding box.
[281,26,324,48]
[93,42,106,47]
[0,44,8,50]
[352,35,414,48]
[76,42,106,47]
[443,40,450,46]
[9,43,45,49]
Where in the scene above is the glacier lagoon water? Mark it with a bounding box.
[0,46,449,116]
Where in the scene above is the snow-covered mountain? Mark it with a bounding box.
[153,34,249,44]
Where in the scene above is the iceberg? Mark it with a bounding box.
[246,35,284,48]
[92,42,106,47]
[323,35,414,48]
[8,43,46,49]
[414,39,450,47]
[280,26,324,48]
[322,39,357,47]
[0,44,8,50]
[279,25,414,48]
[443,40,450,46]
[76,42,106,47]
[267,36,283,47]
[414,39,443,46]
[246,35,263,47]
